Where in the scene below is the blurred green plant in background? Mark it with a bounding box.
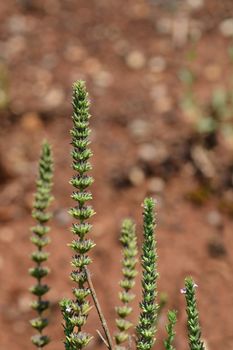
[179,45,233,149]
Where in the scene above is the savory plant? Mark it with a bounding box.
[29,141,53,349]
[29,80,206,350]
[115,219,138,349]
[136,198,158,350]
[183,278,205,350]
[164,310,177,350]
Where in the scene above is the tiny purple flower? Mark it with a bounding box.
[66,306,72,313]
[180,283,198,294]
[180,288,186,294]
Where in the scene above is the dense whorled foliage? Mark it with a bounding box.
[115,219,138,350]
[60,81,95,350]
[26,81,209,350]
[30,141,53,349]
[184,278,205,350]
[164,310,177,350]
[136,198,159,350]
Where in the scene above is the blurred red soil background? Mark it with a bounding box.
[1,0,233,349]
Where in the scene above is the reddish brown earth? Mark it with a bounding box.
[0,1,233,350]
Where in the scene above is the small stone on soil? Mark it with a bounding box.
[138,143,169,164]
[128,166,145,186]
[219,18,233,37]
[148,177,165,193]
[172,15,189,47]
[5,35,26,60]
[187,0,204,9]
[128,119,151,141]
[138,144,157,162]
[43,87,65,109]
[93,71,113,88]
[206,210,222,228]
[156,18,172,35]
[125,50,146,70]
[191,145,215,179]
[7,15,28,34]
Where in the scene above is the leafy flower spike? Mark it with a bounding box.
[115,219,138,350]
[136,198,159,350]
[29,141,53,349]
[183,277,205,350]
[60,80,95,350]
[164,310,177,350]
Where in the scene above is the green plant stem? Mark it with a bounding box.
[184,277,205,350]
[136,198,159,350]
[114,219,138,350]
[164,310,177,350]
[61,80,95,350]
[30,141,53,349]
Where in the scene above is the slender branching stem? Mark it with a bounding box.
[97,330,111,348]
[85,267,114,350]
